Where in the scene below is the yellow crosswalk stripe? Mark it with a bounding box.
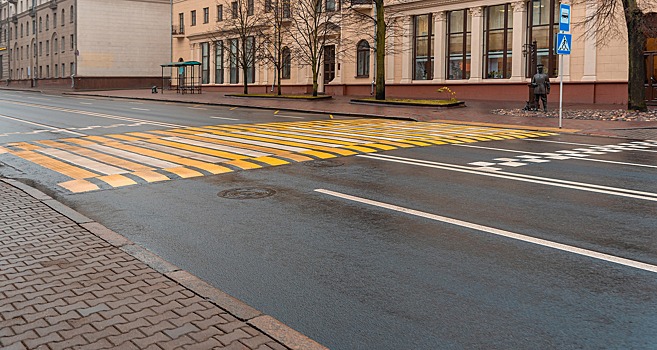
[97,174,138,188]
[12,150,98,179]
[59,179,100,193]
[164,167,205,178]
[132,171,170,183]
[225,159,262,170]
[36,141,154,173]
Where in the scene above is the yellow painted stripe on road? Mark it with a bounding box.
[104,134,144,142]
[59,179,100,193]
[147,138,246,161]
[127,132,158,139]
[0,146,7,154]
[253,156,289,166]
[97,174,138,188]
[163,129,298,156]
[12,150,98,179]
[163,167,205,178]
[301,150,336,159]
[104,142,231,175]
[225,159,262,170]
[11,142,42,151]
[83,136,114,143]
[341,145,378,153]
[131,171,170,183]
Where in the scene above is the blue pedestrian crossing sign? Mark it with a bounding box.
[556,33,572,55]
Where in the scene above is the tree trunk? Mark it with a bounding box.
[375,0,386,100]
[243,67,249,94]
[625,2,646,110]
[312,65,319,97]
[277,67,282,95]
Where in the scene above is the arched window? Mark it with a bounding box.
[282,47,291,79]
[39,17,42,32]
[61,9,65,26]
[356,40,370,78]
[46,15,49,30]
[70,6,74,23]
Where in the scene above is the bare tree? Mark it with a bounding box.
[575,0,655,111]
[221,0,268,94]
[286,0,342,96]
[259,0,292,95]
[342,0,408,100]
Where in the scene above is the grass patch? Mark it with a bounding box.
[352,98,464,107]
[226,93,332,100]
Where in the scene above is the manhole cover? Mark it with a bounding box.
[218,187,276,199]
[303,159,344,168]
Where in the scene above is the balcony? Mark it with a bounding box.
[29,7,36,17]
[49,0,58,9]
[171,25,185,36]
[8,0,17,5]
[11,15,17,24]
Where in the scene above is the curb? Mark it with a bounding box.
[1,178,329,350]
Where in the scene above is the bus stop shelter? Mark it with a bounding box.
[160,61,202,94]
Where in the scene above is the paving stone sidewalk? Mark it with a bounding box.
[0,179,326,350]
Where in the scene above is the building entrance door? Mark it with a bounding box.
[323,45,335,85]
[645,53,657,102]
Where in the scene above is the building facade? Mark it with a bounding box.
[171,0,657,104]
[0,0,171,90]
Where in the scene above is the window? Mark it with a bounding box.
[215,41,224,84]
[46,15,49,31]
[356,40,370,77]
[283,0,290,18]
[326,0,336,12]
[229,38,239,84]
[61,9,65,26]
[20,23,22,38]
[54,38,57,55]
[61,36,65,52]
[61,63,65,77]
[282,47,291,79]
[39,17,42,32]
[178,12,184,32]
[265,0,272,12]
[527,0,559,77]
[413,14,434,80]
[46,40,49,55]
[217,5,223,21]
[70,5,74,23]
[231,2,238,19]
[484,4,513,79]
[53,13,57,28]
[246,36,255,83]
[191,10,196,26]
[247,0,254,16]
[39,41,42,56]
[203,7,209,23]
[201,42,210,84]
[70,34,74,50]
[70,62,74,76]
[447,10,471,80]
[46,65,49,78]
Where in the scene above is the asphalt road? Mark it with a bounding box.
[1,90,656,349]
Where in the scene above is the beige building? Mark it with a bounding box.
[0,0,171,90]
[172,0,657,104]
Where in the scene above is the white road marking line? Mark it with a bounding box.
[37,148,129,175]
[315,189,657,274]
[188,107,208,110]
[85,144,181,168]
[276,115,305,119]
[1,100,183,128]
[0,114,87,136]
[197,133,308,152]
[210,116,240,121]
[162,136,271,157]
[133,141,228,163]
[79,102,93,105]
[456,144,657,169]
[527,139,657,152]
[131,108,151,111]
[360,153,657,201]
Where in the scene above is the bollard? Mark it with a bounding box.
[151,86,158,94]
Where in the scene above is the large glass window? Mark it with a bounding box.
[356,40,370,77]
[191,10,196,26]
[246,36,255,83]
[447,10,471,80]
[282,47,291,79]
[215,41,224,84]
[413,14,433,80]
[203,7,209,24]
[484,4,513,79]
[217,5,223,21]
[229,38,239,84]
[527,0,559,77]
[201,42,210,84]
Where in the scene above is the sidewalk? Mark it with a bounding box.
[61,88,657,140]
[0,179,327,350]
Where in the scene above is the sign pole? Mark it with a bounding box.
[559,54,563,129]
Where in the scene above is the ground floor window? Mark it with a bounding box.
[215,41,224,84]
[201,42,210,84]
[414,14,433,80]
[447,10,471,80]
[282,47,291,79]
[356,40,370,78]
[484,4,512,79]
[527,0,558,77]
[229,38,239,84]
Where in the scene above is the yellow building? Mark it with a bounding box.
[172,0,657,105]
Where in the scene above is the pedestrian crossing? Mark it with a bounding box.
[0,119,555,193]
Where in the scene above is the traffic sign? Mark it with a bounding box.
[556,33,571,55]
[559,4,571,32]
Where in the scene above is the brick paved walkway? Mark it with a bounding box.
[0,179,325,350]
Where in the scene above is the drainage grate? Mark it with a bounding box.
[218,187,276,199]
[303,159,344,168]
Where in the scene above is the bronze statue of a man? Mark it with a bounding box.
[532,64,550,112]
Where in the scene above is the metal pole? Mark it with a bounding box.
[559,53,563,129]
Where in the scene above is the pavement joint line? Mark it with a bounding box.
[1,177,327,350]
